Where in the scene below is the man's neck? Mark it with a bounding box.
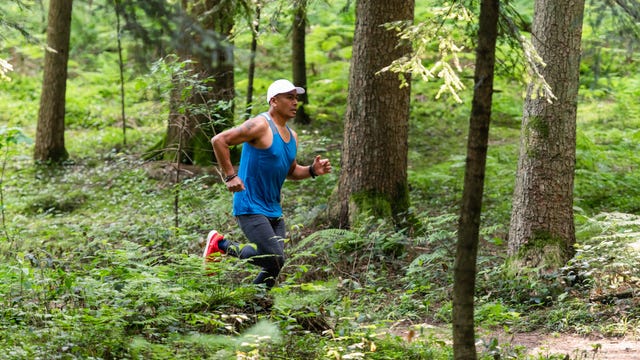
[268,109,289,127]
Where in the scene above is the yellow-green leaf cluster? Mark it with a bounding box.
[0,58,13,82]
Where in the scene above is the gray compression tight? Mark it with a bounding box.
[226,214,286,289]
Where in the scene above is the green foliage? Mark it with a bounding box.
[22,188,88,215]
[570,213,640,299]
[286,222,407,287]
[403,214,456,296]
[0,238,272,358]
[478,263,561,310]
[0,127,31,148]
[574,79,640,213]
[580,0,640,90]
[380,3,474,103]
[475,302,521,327]
[0,74,41,127]
[0,0,639,358]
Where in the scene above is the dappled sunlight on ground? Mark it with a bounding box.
[628,238,640,252]
[386,321,640,359]
[497,331,640,360]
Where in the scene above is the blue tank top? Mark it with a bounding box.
[233,112,297,217]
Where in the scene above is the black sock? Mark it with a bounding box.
[218,239,229,252]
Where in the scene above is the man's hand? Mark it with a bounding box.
[311,155,332,176]
[225,176,245,193]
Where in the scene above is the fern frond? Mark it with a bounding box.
[291,229,356,251]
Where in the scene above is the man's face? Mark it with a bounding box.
[273,90,299,117]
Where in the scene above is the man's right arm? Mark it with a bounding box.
[211,117,267,184]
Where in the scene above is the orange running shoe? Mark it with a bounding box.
[203,230,225,263]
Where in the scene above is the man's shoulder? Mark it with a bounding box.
[242,115,270,131]
[240,115,272,148]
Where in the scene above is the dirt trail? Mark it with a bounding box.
[496,331,640,359]
[390,323,640,359]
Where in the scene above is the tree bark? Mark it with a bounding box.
[292,0,310,125]
[508,0,585,267]
[34,0,73,163]
[452,1,499,359]
[246,3,260,116]
[115,0,127,146]
[335,0,414,229]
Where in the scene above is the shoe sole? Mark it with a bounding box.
[203,230,223,263]
[203,230,219,258]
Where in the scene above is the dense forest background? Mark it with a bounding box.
[1,0,639,359]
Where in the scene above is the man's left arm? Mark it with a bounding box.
[288,155,332,180]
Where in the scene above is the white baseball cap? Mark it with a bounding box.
[266,79,305,104]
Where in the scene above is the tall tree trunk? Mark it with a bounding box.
[115,0,127,146]
[34,0,73,163]
[164,0,235,166]
[334,0,414,228]
[453,1,499,358]
[508,0,585,267]
[292,0,310,125]
[246,2,261,116]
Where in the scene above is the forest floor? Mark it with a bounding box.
[388,322,640,359]
[493,331,640,359]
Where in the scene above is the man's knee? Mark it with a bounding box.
[267,253,285,272]
[266,236,285,259]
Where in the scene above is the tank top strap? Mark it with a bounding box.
[260,112,278,134]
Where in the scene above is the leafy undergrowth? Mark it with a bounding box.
[1,39,639,360]
[1,82,640,358]
[0,145,639,359]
